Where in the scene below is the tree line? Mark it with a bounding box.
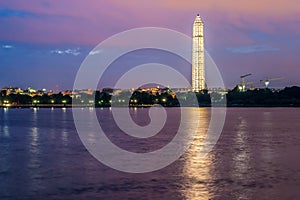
[1,86,299,107]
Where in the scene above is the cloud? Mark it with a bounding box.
[89,49,103,55]
[0,8,36,18]
[2,44,14,49]
[50,48,81,56]
[226,44,279,54]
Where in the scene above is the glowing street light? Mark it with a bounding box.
[3,100,10,107]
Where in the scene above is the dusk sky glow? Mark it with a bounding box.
[0,0,299,90]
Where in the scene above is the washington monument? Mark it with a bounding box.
[192,14,206,92]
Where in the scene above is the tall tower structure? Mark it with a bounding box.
[192,14,205,92]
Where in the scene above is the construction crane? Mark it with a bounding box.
[239,73,252,92]
[260,77,284,89]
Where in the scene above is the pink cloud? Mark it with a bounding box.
[0,0,299,46]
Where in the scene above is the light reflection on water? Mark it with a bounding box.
[230,116,252,200]
[30,127,39,151]
[260,111,275,161]
[181,108,214,200]
[61,108,69,146]
[3,125,9,138]
[2,108,9,137]
[232,117,251,178]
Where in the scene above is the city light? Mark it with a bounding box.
[3,100,11,107]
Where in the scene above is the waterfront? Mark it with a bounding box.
[0,108,300,199]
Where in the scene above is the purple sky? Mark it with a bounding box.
[0,0,299,90]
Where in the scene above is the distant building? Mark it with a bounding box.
[27,87,37,93]
[1,87,23,95]
[192,14,206,92]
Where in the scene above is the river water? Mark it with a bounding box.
[0,107,299,200]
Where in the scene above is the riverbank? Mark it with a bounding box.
[1,103,299,108]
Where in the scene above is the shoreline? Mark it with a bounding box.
[0,104,299,108]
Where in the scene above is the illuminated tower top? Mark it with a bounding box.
[193,14,204,41]
[194,14,203,24]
